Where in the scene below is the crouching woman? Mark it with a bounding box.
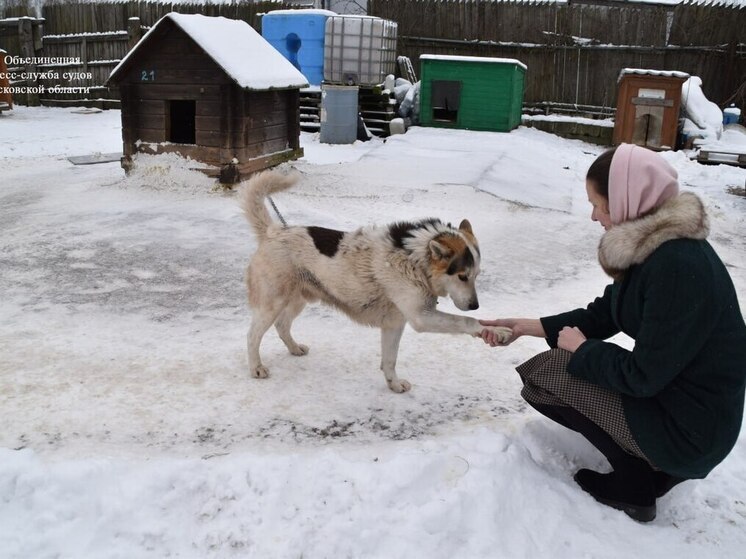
[481,144,746,522]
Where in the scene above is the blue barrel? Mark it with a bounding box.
[320,85,359,144]
[261,10,334,87]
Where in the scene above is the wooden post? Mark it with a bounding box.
[119,84,135,174]
[18,18,40,106]
[127,17,143,51]
[81,36,88,75]
[288,89,301,150]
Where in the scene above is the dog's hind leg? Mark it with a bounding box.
[247,303,285,379]
[380,322,410,393]
[275,295,309,356]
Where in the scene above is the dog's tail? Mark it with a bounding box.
[237,170,299,239]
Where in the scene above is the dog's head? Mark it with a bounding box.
[428,219,481,311]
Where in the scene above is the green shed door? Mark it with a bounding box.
[432,80,462,123]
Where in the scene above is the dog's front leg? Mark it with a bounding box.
[408,309,512,341]
[380,323,410,393]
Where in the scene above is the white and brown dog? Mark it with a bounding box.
[238,171,511,393]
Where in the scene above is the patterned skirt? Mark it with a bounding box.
[516,348,653,465]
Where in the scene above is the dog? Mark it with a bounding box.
[238,171,512,393]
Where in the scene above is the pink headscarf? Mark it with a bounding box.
[608,144,679,225]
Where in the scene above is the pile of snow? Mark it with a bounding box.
[696,124,746,165]
[522,114,615,128]
[119,152,216,193]
[395,77,420,125]
[681,76,723,144]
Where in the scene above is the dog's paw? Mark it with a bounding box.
[252,365,270,379]
[483,326,513,343]
[289,344,309,356]
[387,378,412,393]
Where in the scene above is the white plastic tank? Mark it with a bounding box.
[320,84,359,144]
[324,15,397,86]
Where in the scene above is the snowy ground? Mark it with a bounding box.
[1,106,745,558]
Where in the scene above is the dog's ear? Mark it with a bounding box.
[458,219,473,235]
[429,238,453,260]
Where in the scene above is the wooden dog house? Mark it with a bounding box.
[613,68,689,150]
[107,13,309,176]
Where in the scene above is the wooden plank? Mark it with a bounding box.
[197,101,223,118]
[202,148,304,178]
[133,127,166,144]
[286,88,300,150]
[136,142,222,165]
[43,32,128,44]
[195,128,222,148]
[195,115,222,133]
[244,137,289,158]
[130,112,165,130]
[129,99,165,115]
[631,97,674,107]
[129,84,221,100]
[67,152,122,165]
[245,123,289,145]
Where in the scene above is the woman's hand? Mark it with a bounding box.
[478,318,545,347]
[558,326,587,353]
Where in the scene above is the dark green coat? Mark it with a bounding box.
[541,194,746,479]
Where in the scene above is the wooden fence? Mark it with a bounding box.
[1,0,744,112]
[37,0,294,35]
[370,0,746,112]
[0,0,307,34]
[369,0,744,47]
[34,23,135,103]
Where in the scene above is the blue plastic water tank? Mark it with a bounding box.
[261,10,335,87]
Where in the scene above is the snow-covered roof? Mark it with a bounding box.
[421,54,527,71]
[109,13,308,90]
[262,9,337,17]
[619,68,690,81]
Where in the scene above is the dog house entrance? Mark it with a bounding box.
[631,90,671,149]
[168,100,196,144]
[432,80,461,123]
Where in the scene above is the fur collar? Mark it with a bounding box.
[598,192,709,280]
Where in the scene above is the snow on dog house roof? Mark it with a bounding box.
[108,13,308,90]
[420,54,527,71]
[618,68,690,82]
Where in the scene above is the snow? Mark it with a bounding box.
[108,13,309,91]
[262,8,337,16]
[697,125,746,165]
[682,76,725,144]
[1,105,746,558]
[522,113,615,128]
[618,68,690,80]
[421,54,528,71]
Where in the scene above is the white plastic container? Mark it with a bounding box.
[324,16,397,86]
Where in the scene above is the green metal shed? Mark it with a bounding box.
[419,55,527,132]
